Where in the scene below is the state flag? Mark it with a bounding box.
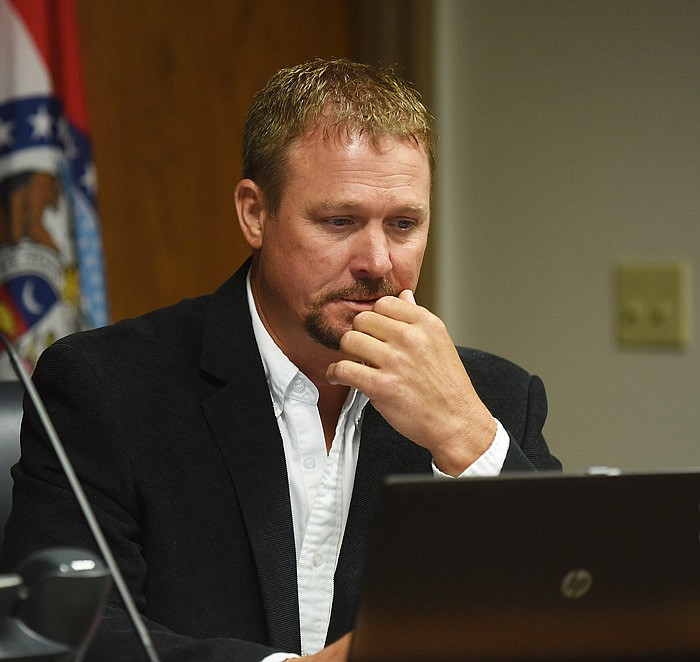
[0,0,109,375]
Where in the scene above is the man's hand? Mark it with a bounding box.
[326,291,496,476]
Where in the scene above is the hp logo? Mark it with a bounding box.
[560,568,593,599]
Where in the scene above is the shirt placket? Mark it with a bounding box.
[296,405,348,655]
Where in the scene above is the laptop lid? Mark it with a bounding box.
[349,470,700,662]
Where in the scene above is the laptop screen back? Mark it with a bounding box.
[349,471,700,662]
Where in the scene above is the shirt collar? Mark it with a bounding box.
[246,270,369,422]
[246,270,308,414]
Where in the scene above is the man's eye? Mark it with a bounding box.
[393,219,415,230]
[327,218,353,227]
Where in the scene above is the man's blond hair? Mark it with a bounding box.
[242,58,435,215]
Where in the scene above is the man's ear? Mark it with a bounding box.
[235,179,267,250]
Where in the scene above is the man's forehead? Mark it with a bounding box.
[291,120,428,160]
[285,129,431,198]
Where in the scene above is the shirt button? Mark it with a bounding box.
[303,456,316,470]
[292,378,305,393]
[313,554,323,568]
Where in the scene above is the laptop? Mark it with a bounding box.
[349,470,700,661]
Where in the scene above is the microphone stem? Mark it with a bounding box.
[0,334,161,662]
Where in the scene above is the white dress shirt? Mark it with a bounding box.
[246,275,509,660]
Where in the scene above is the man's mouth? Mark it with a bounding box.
[339,297,380,311]
[315,279,396,311]
[346,296,380,303]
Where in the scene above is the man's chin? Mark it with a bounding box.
[303,311,354,352]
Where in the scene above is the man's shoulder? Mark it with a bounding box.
[456,346,533,381]
[455,346,541,412]
[36,295,219,384]
[50,260,252,360]
[57,294,212,353]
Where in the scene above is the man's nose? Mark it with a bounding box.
[350,226,393,279]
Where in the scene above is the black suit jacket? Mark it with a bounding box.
[1,261,560,661]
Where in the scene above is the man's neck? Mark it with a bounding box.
[247,269,353,448]
[317,381,352,452]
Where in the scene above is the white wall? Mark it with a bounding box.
[433,0,700,471]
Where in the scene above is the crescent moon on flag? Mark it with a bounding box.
[21,279,45,316]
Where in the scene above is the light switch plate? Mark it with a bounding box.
[616,261,691,349]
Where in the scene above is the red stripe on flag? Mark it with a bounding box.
[9,0,89,131]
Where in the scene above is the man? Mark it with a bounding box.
[1,59,560,661]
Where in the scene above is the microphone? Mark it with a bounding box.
[0,332,161,662]
[1,572,71,661]
[1,547,111,661]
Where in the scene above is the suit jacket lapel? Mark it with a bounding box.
[199,262,301,652]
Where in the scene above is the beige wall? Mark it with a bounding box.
[433,0,700,471]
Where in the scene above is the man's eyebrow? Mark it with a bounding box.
[309,200,361,213]
[309,200,429,216]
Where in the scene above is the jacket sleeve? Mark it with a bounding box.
[457,347,561,473]
[501,373,561,472]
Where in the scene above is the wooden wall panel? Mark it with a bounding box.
[77,1,350,321]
